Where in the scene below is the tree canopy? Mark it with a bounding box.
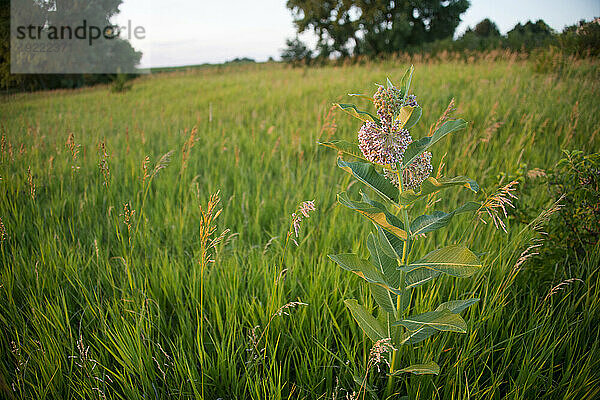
[286,0,470,58]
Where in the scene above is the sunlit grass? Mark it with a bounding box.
[0,58,599,399]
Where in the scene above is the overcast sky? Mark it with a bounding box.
[114,0,600,68]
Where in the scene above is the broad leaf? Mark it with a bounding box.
[371,285,397,314]
[338,192,406,240]
[397,176,479,206]
[400,245,482,278]
[337,158,399,203]
[400,65,414,101]
[396,105,413,128]
[344,299,387,342]
[367,233,402,289]
[404,268,440,289]
[348,93,373,102]
[436,298,479,314]
[397,361,440,376]
[328,253,399,292]
[400,106,422,130]
[335,103,380,125]
[396,300,477,344]
[410,201,479,236]
[386,77,395,89]
[319,140,367,160]
[328,253,401,295]
[395,309,467,333]
[402,119,467,169]
[378,226,411,261]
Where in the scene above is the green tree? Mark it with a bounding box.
[286,0,470,58]
[281,36,313,65]
[505,19,555,51]
[473,18,500,37]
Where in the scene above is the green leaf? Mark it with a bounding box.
[436,298,479,314]
[400,245,482,279]
[370,285,397,314]
[378,226,409,261]
[404,268,440,289]
[367,233,402,289]
[328,252,400,295]
[402,119,467,169]
[348,93,373,102]
[395,300,477,344]
[337,158,399,203]
[344,299,387,342]
[337,192,406,240]
[397,361,440,375]
[335,103,380,125]
[395,309,467,333]
[400,65,414,100]
[410,201,480,236]
[400,106,422,130]
[319,140,367,160]
[397,176,479,206]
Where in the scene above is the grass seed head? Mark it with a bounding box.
[477,180,519,232]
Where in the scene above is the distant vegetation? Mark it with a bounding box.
[282,15,600,65]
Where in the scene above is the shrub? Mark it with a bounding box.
[540,150,600,263]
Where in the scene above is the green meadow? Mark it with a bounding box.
[1,58,599,399]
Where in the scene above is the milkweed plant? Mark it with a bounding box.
[321,66,482,379]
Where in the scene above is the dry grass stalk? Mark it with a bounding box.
[355,338,396,399]
[290,200,316,246]
[319,104,338,141]
[532,196,564,232]
[27,167,35,200]
[273,301,308,317]
[429,98,455,136]
[197,190,230,267]
[151,150,174,180]
[0,217,6,242]
[477,180,519,232]
[66,133,81,172]
[543,278,584,303]
[1,134,6,162]
[98,141,110,187]
[527,168,547,179]
[181,127,197,173]
[69,334,112,400]
[120,203,135,247]
[564,101,579,146]
[197,190,229,397]
[141,156,150,185]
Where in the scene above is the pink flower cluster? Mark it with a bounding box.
[357,85,431,191]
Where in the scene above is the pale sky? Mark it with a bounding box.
[114,0,600,68]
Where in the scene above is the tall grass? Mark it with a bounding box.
[0,58,599,399]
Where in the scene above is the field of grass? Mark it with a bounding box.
[1,57,599,399]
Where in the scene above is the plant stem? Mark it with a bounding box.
[388,168,412,393]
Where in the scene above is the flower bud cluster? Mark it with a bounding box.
[383,151,433,190]
[357,84,432,191]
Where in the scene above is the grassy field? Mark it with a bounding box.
[1,57,599,399]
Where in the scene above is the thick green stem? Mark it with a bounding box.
[388,168,411,393]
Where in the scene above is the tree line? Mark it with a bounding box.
[281,0,599,64]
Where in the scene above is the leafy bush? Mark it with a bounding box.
[559,18,600,57]
[111,73,133,93]
[540,150,600,262]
